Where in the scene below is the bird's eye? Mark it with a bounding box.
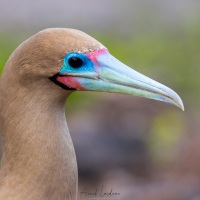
[68,57,83,68]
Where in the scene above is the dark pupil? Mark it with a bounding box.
[68,57,83,68]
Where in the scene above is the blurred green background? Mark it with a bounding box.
[0,1,200,199]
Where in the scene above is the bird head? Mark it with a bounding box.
[5,28,184,110]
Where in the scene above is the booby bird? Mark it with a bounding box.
[0,28,183,200]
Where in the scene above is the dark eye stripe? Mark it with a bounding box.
[68,57,83,68]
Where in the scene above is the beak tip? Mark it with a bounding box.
[159,87,184,111]
[178,101,185,111]
[172,94,184,111]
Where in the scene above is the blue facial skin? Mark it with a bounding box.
[60,52,95,74]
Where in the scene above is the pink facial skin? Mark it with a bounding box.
[86,48,109,66]
[57,75,86,90]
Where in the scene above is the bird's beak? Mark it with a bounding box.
[58,51,184,110]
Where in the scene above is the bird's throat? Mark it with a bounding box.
[0,79,78,200]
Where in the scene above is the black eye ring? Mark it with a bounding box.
[68,56,83,68]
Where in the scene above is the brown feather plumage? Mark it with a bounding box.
[0,28,104,200]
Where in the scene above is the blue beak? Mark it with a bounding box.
[59,52,184,110]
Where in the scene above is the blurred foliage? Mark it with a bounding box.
[0,34,23,73]
[149,110,186,165]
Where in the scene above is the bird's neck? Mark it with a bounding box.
[0,77,77,200]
